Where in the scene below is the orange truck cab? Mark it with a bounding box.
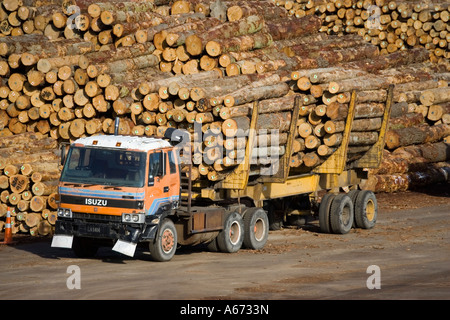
[52,128,188,261]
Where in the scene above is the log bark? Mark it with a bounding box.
[203,30,274,57]
[185,14,265,56]
[386,124,450,149]
[222,111,291,137]
[227,1,287,22]
[324,117,382,134]
[222,82,290,107]
[265,15,322,41]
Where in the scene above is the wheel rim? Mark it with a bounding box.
[366,199,376,221]
[229,221,241,245]
[254,218,266,242]
[161,229,175,254]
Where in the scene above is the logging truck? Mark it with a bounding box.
[51,87,393,262]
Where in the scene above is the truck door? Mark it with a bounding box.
[146,150,179,216]
[166,149,180,203]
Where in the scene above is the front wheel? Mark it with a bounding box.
[217,212,244,253]
[149,218,177,262]
[243,208,269,250]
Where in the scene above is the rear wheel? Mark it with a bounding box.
[217,212,244,253]
[243,208,269,250]
[149,218,177,262]
[348,189,360,228]
[329,194,354,234]
[354,190,378,229]
[319,193,336,233]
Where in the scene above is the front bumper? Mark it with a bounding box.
[54,214,158,242]
[55,218,126,240]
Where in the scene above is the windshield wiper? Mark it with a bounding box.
[103,186,123,190]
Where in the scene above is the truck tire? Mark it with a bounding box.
[354,190,377,229]
[243,208,269,250]
[329,194,354,234]
[207,238,219,252]
[217,212,244,253]
[149,218,177,262]
[347,189,360,228]
[319,193,335,233]
[72,237,99,258]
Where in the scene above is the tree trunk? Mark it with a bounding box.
[8,174,30,193]
[203,30,273,57]
[226,1,287,22]
[265,15,322,41]
[386,124,450,149]
[185,14,265,56]
[420,87,450,106]
[222,82,290,107]
[324,117,382,134]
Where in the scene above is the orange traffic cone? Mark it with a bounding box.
[1,208,15,245]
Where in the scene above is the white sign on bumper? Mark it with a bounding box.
[51,235,74,248]
[112,239,137,257]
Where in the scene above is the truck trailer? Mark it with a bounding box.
[51,86,393,261]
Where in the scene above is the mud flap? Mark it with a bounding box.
[51,235,74,249]
[112,239,137,257]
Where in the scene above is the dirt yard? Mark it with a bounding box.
[0,183,449,304]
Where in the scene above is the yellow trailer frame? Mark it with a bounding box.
[190,85,394,205]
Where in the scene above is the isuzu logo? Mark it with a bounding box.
[85,198,108,206]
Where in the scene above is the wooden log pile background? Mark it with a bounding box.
[0,0,449,236]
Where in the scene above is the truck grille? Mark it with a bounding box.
[72,212,121,223]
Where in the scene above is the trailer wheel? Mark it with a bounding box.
[347,190,360,228]
[72,237,99,258]
[217,212,244,253]
[329,194,354,234]
[354,190,377,229]
[243,208,269,250]
[319,193,335,233]
[149,218,177,262]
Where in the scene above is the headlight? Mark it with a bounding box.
[122,213,145,224]
[57,208,72,218]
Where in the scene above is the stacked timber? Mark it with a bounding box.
[0,132,60,235]
[361,81,450,192]
[278,0,449,62]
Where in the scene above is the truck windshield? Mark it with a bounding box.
[60,147,147,188]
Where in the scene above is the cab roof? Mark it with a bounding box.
[72,135,171,152]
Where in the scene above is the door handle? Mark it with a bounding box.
[164,186,169,192]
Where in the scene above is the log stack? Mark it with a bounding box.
[279,0,449,63]
[0,132,60,235]
[0,0,449,236]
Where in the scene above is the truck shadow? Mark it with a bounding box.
[4,236,215,263]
